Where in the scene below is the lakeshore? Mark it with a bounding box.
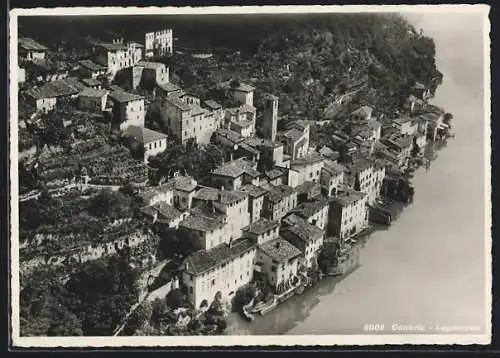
[226,12,487,336]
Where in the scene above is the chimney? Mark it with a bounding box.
[229,237,233,248]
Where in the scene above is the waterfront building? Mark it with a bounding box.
[78,87,109,113]
[181,238,256,308]
[108,89,145,131]
[417,108,445,142]
[161,95,216,145]
[260,182,298,222]
[78,59,107,79]
[281,214,324,268]
[320,159,345,197]
[18,37,48,62]
[231,82,255,107]
[410,81,432,101]
[379,134,413,171]
[256,238,302,292]
[242,218,280,245]
[289,152,325,187]
[290,197,329,231]
[262,94,279,141]
[210,158,261,191]
[126,125,168,163]
[241,184,268,223]
[327,188,368,241]
[392,117,419,136]
[145,29,173,58]
[345,158,386,206]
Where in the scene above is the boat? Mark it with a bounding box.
[259,296,278,315]
[241,299,256,322]
[369,205,392,225]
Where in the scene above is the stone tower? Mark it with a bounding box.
[262,94,278,141]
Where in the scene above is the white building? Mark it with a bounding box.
[126,126,168,163]
[145,29,173,58]
[18,37,47,62]
[78,87,109,113]
[182,239,256,308]
[231,82,255,107]
[320,160,345,197]
[94,42,143,79]
[108,89,145,131]
[327,188,368,241]
[281,215,324,268]
[256,238,301,293]
[290,152,325,187]
[242,218,280,245]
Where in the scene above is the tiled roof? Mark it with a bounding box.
[127,126,167,144]
[239,103,256,113]
[261,183,295,204]
[393,117,413,125]
[81,78,102,87]
[214,129,244,144]
[79,87,108,98]
[241,184,268,198]
[243,137,283,149]
[140,202,183,222]
[418,111,442,123]
[171,175,197,192]
[259,238,301,263]
[19,37,48,51]
[351,105,373,119]
[323,160,345,175]
[194,186,247,205]
[242,218,279,235]
[184,238,256,275]
[25,78,83,99]
[263,94,279,101]
[98,42,128,51]
[292,197,329,218]
[291,152,324,167]
[136,61,165,70]
[265,168,286,180]
[212,158,259,179]
[239,143,261,156]
[157,82,182,93]
[203,99,222,110]
[79,59,107,71]
[128,42,145,48]
[331,189,366,207]
[109,90,144,103]
[190,103,208,116]
[319,146,336,158]
[166,95,191,111]
[231,119,254,129]
[281,220,323,243]
[295,181,321,196]
[180,214,226,232]
[282,128,304,142]
[233,82,255,93]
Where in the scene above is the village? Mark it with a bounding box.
[17,26,454,336]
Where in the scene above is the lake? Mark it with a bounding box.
[227,11,489,336]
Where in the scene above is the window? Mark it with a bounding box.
[189,286,193,294]
[211,279,216,286]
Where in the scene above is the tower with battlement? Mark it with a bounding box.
[145,29,173,58]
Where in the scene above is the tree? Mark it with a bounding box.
[88,190,132,220]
